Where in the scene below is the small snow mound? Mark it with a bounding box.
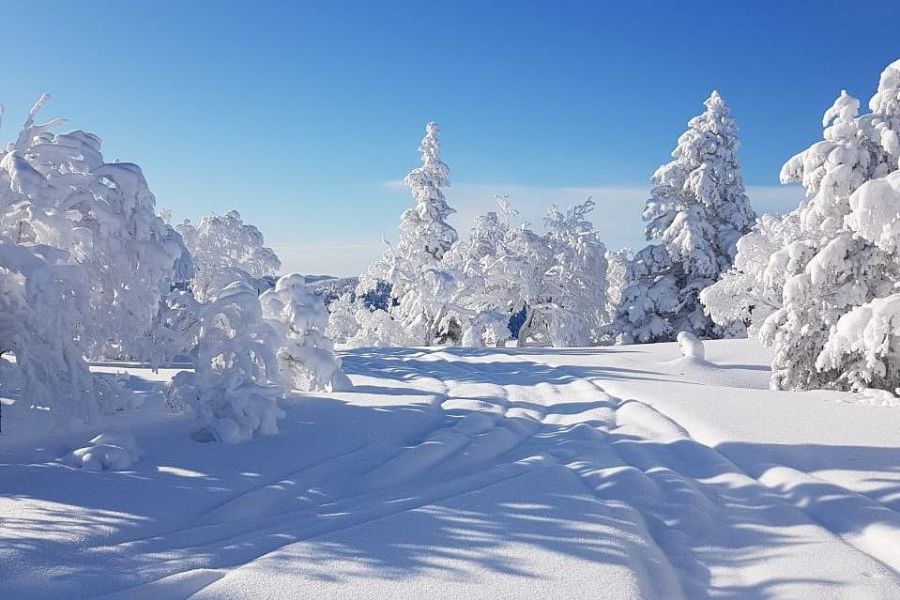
[68,430,143,471]
[677,331,705,361]
[857,388,900,408]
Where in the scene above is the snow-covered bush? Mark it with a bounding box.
[165,281,286,443]
[677,331,705,361]
[815,294,900,393]
[261,274,351,392]
[325,292,362,344]
[604,247,632,330]
[178,210,281,302]
[610,91,756,343]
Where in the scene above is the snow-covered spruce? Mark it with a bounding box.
[811,170,900,392]
[261,274,351,392]
[611,91,755,343]
[705,60,900,391]
[165,281,286,443]
[178,210,281,302]
[360,122,459,346]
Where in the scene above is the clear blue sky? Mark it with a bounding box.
[2,1,898,274]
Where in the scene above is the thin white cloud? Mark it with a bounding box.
[281,181,804,276]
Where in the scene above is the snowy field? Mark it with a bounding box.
[2,338,899,599]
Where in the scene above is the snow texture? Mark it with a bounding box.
[2,339,899,599]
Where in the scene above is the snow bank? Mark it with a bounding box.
[67,431,143,471]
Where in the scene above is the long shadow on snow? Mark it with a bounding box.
[3,348,898,599]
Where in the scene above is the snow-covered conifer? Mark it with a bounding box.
[722,60,900,390]
[611,91,755,343]
[362,122,460,345]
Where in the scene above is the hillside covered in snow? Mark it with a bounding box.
[1,339,898,599]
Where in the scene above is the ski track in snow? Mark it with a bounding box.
[3,344,900,599]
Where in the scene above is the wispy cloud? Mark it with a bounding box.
[279,181,803,276]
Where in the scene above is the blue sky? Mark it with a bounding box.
[2,1,899,275]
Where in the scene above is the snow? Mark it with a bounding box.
[2,338,899,599]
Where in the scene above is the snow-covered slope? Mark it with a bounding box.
[1,339,898,599]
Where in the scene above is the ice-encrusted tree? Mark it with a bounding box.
[610,91,756,343]
[178,210,281,302]
[704,60,900,390]
[361,122,460,345]
[260,274,351,392]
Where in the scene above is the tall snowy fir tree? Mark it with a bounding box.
[703,60,900,391]
[610,91,756,343]
[360,122,460,345]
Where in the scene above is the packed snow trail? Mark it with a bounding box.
[1,340,899,599]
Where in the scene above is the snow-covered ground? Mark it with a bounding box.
[1,339,899,599]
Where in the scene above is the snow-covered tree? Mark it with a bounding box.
[165,281,286,443]
[807,170,900,392]
[361,122,460,345]
[260,274,351,392]
[325,292,362,345]
[610,91,755,343]
[530,200,608,346]
[178,210,281,302]
[0,95,191,425]
[0,95,187,362]
[703,60,900,390]
[604,247,632,330]
[705,61,900,345]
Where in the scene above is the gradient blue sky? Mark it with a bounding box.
[2,1,898,274]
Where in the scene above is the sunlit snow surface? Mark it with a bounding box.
[1,339,899,599]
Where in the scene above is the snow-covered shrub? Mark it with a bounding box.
[325,292,362,345]
[0,95,187,363]
[178,210,281,302]
[261,274,351,392]
[610,91,756,343]
[604,247,632,332]
[361,122,460,345]
[677,331,705,361]
[348,305,411,347]
[165,281,286,443]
